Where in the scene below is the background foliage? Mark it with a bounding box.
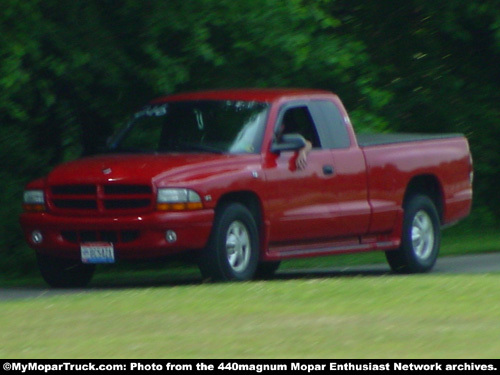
[1,0,499,273]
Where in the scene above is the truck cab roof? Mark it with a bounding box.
[152,88,336,104]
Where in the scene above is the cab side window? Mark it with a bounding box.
[280,106,322,148]
[309,101,351,149]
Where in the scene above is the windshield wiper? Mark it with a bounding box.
[174,142,225,154]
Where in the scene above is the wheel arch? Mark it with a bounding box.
[403,175,444,223]
[215,191,266,253]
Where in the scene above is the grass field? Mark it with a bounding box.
[1,225,499,359]
[273,225,500,271]
[1,275,499,359]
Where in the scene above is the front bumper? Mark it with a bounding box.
[20,209,214,260]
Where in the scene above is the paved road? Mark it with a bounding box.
[279,252,500,277]
[1,253,499,301]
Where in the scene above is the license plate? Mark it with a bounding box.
[81,242,115,264]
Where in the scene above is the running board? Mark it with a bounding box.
[266,239,400,260]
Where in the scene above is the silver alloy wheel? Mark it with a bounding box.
[225,220,251,273]
[411,210,435,260]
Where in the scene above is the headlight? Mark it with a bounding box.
[23,190,46,212]
[157,188,203,211]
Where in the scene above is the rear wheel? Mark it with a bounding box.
[37,253,95,288]
[199,203,259,281]
[385,194,441,273]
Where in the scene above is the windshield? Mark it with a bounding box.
[108,100,269,154]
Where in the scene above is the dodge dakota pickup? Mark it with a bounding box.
[20,89,473,287]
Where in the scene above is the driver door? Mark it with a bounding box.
[263,104,341,248]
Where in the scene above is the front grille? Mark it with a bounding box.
[104,185,151,195]
[53,200,98,209]
[52,185,96,195]
[104,199,151,210]
[61,230,140,244]
[50,184,153,213]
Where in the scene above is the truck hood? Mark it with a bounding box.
[47,153,259,186]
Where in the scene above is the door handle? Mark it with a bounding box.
[323,165,334,175]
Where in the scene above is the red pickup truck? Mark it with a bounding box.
[20,89,473,287]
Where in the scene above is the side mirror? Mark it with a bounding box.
[271,133,306,154]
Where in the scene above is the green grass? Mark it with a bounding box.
[1,225,499,358]
[441,227,500,255]
[1,275,500,359]
[280,224,500,270]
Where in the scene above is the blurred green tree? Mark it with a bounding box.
[1,0,498,273]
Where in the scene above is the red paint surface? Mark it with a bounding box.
[20,89,473,261]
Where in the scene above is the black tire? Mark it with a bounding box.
[199,203,259,281]
[37,253,96,288]
[385,194,441,273]
[254,261,281,279]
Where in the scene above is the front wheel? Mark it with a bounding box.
[37,253,96,288]
[199,203,260,281]
[385,194,441,273]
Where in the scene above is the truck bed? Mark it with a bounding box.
[357,133,464,147]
